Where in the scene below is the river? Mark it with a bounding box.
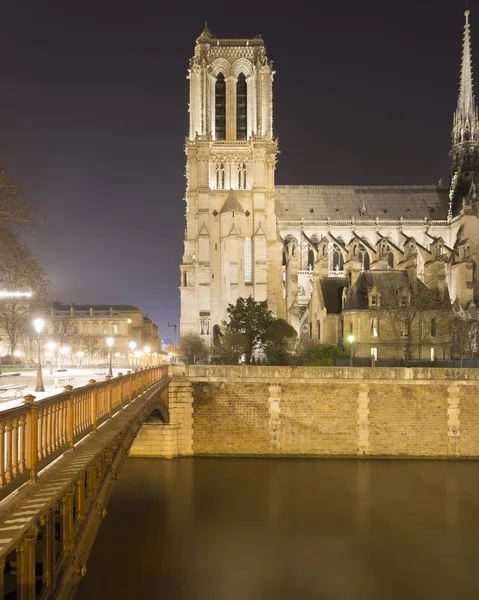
[77,457,479,599]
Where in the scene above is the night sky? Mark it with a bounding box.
[0,0,471,339]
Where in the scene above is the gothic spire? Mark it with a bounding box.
[452,9,479,146]
[450,9,479,210]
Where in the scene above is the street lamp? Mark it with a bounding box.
[129,340,137,367]
[33,317,45,392]
[77,350,84,368]
[144,345,151,367]
[106,337,114,377]
[348,334,355,367]
[168,322,177,353]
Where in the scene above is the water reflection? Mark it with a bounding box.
[77,458,479,599]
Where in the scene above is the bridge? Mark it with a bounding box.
[0,366,173,599]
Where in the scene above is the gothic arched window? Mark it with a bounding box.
[308,248,315,269]
[236,73,247,140]
[244,237,252,283]
[215,73,226,140]
[332,244,344,272]
[387,245,394,268]
[358,244,370,271]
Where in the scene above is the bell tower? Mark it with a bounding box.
[180,24,283,341]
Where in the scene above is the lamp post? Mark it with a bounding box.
[144,345,151,367]
[106,337,114,377]
[46,341,56,374]
[33,318,45,392]
[60,346,70,369]
[77,351,84,368]
[129,340,137,368]
[348,334,355,367]
[168,322,177,353]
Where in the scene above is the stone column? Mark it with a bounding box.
[357,384,369,456]
[447,384,461,457]
[268,384,281,451]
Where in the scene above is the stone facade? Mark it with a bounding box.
[180,13,479,355]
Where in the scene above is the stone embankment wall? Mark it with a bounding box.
[131,365,479,458]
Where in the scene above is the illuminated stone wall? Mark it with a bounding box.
[188,366,479,458]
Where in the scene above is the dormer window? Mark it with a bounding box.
[368,287,380,308]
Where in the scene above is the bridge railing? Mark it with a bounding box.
[0,365,169,502]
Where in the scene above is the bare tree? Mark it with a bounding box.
[452,302,479,366]
[0,164,36,226]
[0,227,50,355]
[366,275,451,360]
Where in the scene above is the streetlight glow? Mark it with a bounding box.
[33,318,45,392]
[33,318,45,334]
[348,334,355,344]
[106,337,115,377]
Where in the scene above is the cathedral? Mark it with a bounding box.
[180,11,479,360]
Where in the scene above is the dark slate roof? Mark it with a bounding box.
[220,190,244,214]
[344,271,451,311]
[275,185,450,221]
[52,303,141,312]
[320,278,348,314]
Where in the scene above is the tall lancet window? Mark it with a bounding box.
[215,73,226,140]
[244,237,252,283]
[236,73,247,140]
[238,163,247,190]
[215,163,225,190]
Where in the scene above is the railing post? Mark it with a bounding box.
[88,379,98,429]
[61,487,75,557]
[118,373,124,409]
[76,475,86,523]
[105,375,112,416]
[17,524,38,600]
[64,385,74,450]
[24,394,37,482]
[126,371,132,404]
[43,508,56,589]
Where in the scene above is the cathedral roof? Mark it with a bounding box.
[344,271,451,311]
[220,190,245,214]
[275,185,450,221]
[319,278,348,314]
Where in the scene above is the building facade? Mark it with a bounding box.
[180,13,479,359]
[41,303,160,366]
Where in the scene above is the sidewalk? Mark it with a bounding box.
[0,366,130,412]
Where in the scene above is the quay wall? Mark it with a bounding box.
[131,366,479,458]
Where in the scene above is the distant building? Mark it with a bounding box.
[180,12,479,360]
[42,303,160,365]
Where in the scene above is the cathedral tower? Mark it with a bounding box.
[450,9,479,209]
[180,24,283,341]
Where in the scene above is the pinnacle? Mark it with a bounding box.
[200,21,212,39]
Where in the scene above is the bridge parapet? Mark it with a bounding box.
[0,365,170,599]
[0,366,169,503]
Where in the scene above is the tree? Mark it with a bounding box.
[180,332,209,364]
[0,164,36,226]
[211,331,247,365]
[294,341,347,366]
[225,297,275,364]
[452,302,479,366]
[0,226,50,355]
[263,318,297,365]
